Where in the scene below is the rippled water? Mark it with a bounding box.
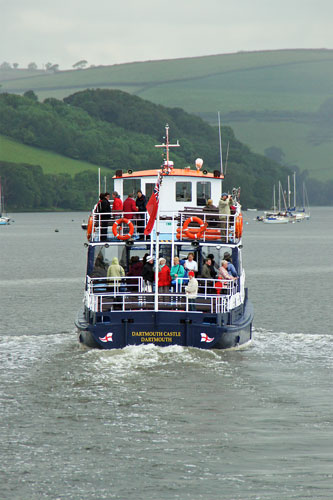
[1,209,333,499]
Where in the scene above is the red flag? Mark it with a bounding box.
[144,173,162,235]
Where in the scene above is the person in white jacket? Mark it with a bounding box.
[185,271,198,311]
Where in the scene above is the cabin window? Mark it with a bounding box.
[197,182,211,206]
[145,183,155,199]
[123,179,141,197]
[176,182,192,202]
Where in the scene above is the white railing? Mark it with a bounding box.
[86,276,239,314]
[90,208,241,244]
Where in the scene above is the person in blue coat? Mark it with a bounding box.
[223,252,238,277]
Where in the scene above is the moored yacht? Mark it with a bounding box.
[76,126,254,350]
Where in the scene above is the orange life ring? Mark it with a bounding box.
[86,215,93,241]
[203,234,222,241]
[235,213,243,239]
[182,216,207,239]
[112,218,134,240]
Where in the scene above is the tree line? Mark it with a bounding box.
[0,161,108,211]
[0,88,331,210]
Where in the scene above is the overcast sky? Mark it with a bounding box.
[1,0,332,69]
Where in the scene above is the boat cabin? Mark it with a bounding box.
[114,166,222,212]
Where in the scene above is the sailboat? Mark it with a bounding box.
[287,172,310,221]
[0,178,10,225]
[257,183,289,224]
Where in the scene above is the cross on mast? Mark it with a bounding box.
[155,124,180,171]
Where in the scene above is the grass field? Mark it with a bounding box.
[0,134,110,177]
[1,49,333,180]
[226,121,333,182]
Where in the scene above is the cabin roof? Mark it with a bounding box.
[113,168,224,180]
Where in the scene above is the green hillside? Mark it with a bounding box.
[0,134,108,176]
[1,49,331,181]
[0,89,301,211]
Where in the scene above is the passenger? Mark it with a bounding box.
[184,252,198,275]
[94,192,111,242]
[201,257,214,278]
[223,252,238,278]
[218,260,237,281]
[207,253,218,279]
[142,255,154,292]
[170,256,186,291]
[218,193,233,216]
[200,257,215,294]
[218,193,233,239]
[91,253,108,278]
[203,198,218,227]
[158,257,171,303]
[204,199,217,211]
[136,190,147,239]
[123,193,138,220]
[127,256,143,292]
[107,257,125,292]
[112,191,123,212]
[185,271,198,311]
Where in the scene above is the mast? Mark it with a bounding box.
[293,171,296,208]
[154,124,180,311]
[278,181,281,212]
[287,176,291,209]
[273,184,276,211]
[218,111,224,176]
[224,141,230,177]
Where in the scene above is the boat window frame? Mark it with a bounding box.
[123,178,141,197]
[196,181,211,206]
[175,181,192,202]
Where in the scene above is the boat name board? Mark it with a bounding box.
[132,330,181,343]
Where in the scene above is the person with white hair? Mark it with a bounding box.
[218,260,237,281]
[158,257,171,302]
[185,271,198,311]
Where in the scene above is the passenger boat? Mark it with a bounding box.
[76,126,254,350]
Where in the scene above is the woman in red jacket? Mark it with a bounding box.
[158,258,171,302]
[112,191,123,211]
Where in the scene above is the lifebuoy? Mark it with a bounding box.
[182,216,207,239]
[235,213,243,239]
[112,218,134,240]
[86,215,93,241]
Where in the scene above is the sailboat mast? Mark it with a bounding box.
[293,171,296,208]
[287,176,291,208]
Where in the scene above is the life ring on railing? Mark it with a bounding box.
[182,216,207,239]
[235,213,243,239]
[112,218,134,240]
[86,215,93,241]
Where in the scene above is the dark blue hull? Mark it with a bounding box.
[76,299,254,350]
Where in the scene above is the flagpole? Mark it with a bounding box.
[154,180,160,311]
[151,124,180,312]
[218,111,224,176]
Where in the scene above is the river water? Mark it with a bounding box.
[0,208,332,500]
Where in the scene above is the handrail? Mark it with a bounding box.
[90,207,241,244]
[86,276,239,313]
